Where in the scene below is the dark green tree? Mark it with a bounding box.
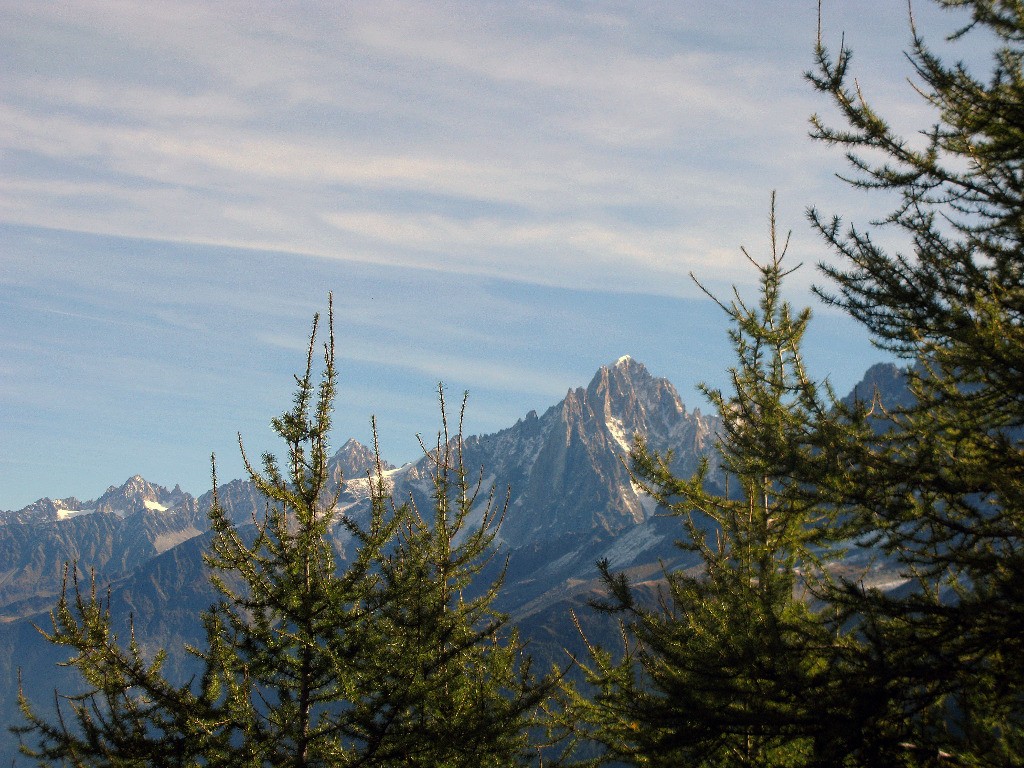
[567,205,864,767]
[806,1,1024,763]
[15,299,552,767]
[348,390,554,767]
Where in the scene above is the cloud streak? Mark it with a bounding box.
[0,0,987,508]
[0,1,860,294]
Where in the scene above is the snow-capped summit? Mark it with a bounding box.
[446,358,720,543]
[94,475,188,518]
[328,438,394,487]
[0,495,92,524]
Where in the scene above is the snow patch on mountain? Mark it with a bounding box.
[601,523,665,570]
[453,473,505,547]
[55,507,95,521]
[638,490,659,518]
[606,416,633,456]
[544,546,583,574]
[153,526,201,553]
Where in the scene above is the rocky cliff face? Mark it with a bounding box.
[0,358,909,760]
[93,475,190,517]
[455,356,719,544]
[0,476,202,621]
[329,437,393,483]
[843,362,914,410]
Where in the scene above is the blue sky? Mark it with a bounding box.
[0,1,987,509]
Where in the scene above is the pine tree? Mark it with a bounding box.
[14,563,223,767]
[805,1,1024,762]
[567,204,863,767]
[186,299,402,767]
[346,390,554,767]
[15,299,552,767]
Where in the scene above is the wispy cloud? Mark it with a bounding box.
[0,0,983,507]
[0,0,846,294]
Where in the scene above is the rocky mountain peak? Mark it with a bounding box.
[95,475,186,517]
[577,357,688,441]
[443,358,721,543]
[587,353,638,385]
[844,362,914,410]
[328,439,393,487]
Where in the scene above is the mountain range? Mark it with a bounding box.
[0,357,907,761]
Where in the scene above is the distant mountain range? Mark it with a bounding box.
[0,357,909,761]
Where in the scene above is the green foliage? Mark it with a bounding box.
[566,204,864,767]
[340,390,555,767]
[807,1,1024,762]
[15,298,552,767]
[15,564,218,767]
[572,4,1024,765]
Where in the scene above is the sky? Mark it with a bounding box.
[0,1,993,510]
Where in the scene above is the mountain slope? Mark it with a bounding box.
[0,476,204,622]
[3,357,903,761]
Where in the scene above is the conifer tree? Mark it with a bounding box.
[806,1,1024,762]
[567,205,863,767]
[346,390,554,767]
[183,299,402,767]
[15,299,551,767]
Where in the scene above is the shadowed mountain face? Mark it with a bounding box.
[0,358,904,761]
[459,356,719,543]
[843,362,915,411]
[0,476,203,622]
[0,474,190,526]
